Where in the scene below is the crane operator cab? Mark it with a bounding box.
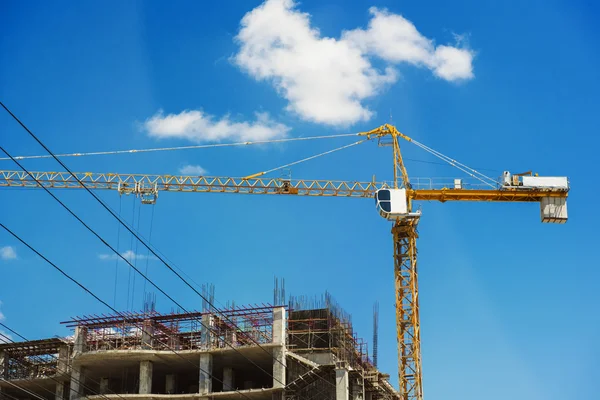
[375,188,422,221]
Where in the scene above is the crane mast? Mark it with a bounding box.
[0,124,569,400]
[358,125,425,399]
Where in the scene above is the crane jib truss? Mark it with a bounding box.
[0,125,570,400]
[0,170,567,202]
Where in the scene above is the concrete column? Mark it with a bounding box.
[99,378,109,394]
[199,354,212,395]
[201,314,214,349]
[0,351,7,379]
[272,347,286,389]
[70,326,86,400]
[72,327,87,357]
[139,360,153,394]
[141,320,154,350]
[272,307,286,389]
[165,374,176,394]
[351,376,364,400]
[272,307,286,345]
[69,366,84,400]
[55,382,65,400]
[57,345,70,375]
[223,367,234,391]
[335,368,349,400]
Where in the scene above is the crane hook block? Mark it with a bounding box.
[375,188,421,221]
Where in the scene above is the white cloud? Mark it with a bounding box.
[144,109,290,143]
[179,164,208,175]
[233,0,474,125]
[343,8,474,81]
[0,246,17,261]
[98,250,154,262]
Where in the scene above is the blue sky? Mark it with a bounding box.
[1,0,599,398]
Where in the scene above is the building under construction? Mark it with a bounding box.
[0,292,397,400]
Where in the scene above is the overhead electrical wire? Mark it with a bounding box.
[0,327,130,400]
[0,146,285,389]
[0,390,22,400]
[0,223,263,400]
[0,101,336,390]
[142,204,155,305]
[0,378,47,400]
[0,335,124,400]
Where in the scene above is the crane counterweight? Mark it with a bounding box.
[501,171,569,223]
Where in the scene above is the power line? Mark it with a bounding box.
[126,198,136,311]
[0,389,22,400]
[0,223,261,400]
[0,378,47,400]
[0,146,283,388]
[0,101,333,390]
[0,329,122,400]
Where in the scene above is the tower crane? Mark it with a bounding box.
[0,124,569,400]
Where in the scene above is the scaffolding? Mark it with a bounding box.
[288,292,372,371]
[0,338,70,380]
[287,293,397,400]
[60,304,278,352]
[0,290,398,400]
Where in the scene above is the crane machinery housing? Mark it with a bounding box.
[0,124,570,400]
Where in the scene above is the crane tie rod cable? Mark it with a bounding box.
[410,139,499,188]
[0,133,360,161]
[244,138,369,179]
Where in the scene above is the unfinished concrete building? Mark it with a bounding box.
[0,293,398,400]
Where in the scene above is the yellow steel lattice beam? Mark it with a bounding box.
[0,170,568,202]
[393,219,422,400]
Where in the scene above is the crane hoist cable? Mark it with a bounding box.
[142,204,155,303]
[126,197,136,311]
[113,195,122,308]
